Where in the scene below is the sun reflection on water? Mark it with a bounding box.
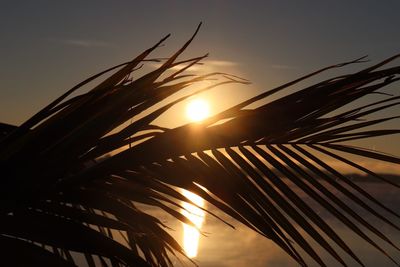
[181,190,205,258]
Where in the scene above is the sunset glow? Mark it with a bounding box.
[186,99,210,122]
[181,190,205,258]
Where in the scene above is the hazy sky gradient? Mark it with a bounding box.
[1,0,399,158]
[1,0,399,120]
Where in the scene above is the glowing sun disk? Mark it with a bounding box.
[186,99,210,122]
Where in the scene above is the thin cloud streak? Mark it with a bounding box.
[49,38,113,48]
[270,64,296,70]
[148,59,238,71]
[204,60,238,67]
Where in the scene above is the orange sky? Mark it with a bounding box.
[1,1,399,163]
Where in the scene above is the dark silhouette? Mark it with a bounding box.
[1,24,400,266]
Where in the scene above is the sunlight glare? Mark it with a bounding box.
[186,98,210,122]
[181,190,206,258]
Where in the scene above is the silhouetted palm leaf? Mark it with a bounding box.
[1,24,399,266]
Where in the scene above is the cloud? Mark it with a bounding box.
[204,60,238,67]
[148,59,238,71]
[49,38,113,48]
[270,64,295,70]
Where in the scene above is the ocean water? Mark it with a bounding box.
[163,182,400,267]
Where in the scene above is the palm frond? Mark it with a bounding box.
[1,24,400,266]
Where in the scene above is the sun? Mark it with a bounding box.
[186,98,210,122]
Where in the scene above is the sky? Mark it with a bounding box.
[1,1,400,266]
[1,0,399,159]
[1,0,399,124]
